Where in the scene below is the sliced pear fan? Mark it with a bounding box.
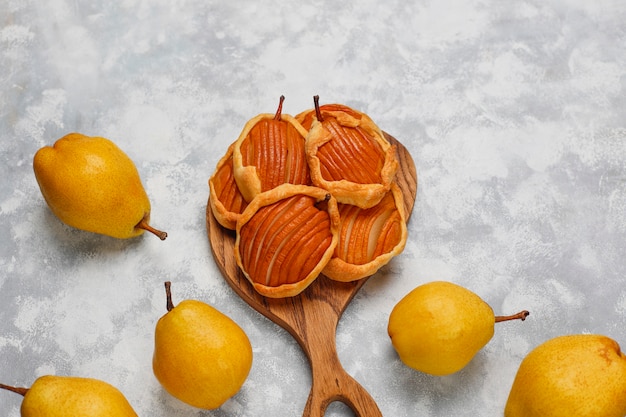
[208,141,248,230]
[235,184,340,298]
[296,97,399,209]
[233,96,311,203]
[323,183,407,282]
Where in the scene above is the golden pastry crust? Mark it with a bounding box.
[296,103,398,209]
[234,184,340,298]
[208,141,248,230]
[322,182,407,282]
[232,109,310,203]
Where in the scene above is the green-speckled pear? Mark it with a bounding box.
[33,132,167,240]
[0,375,138,416]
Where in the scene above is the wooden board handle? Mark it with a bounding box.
[294,290,382,417]
[304,359,382,417]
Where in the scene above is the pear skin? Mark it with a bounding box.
[388,281,528,376]
[505,334,626,417]
[153,282,253,409]
[0,375,137,416]
[33,133,167,240]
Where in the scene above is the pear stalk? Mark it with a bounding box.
[495,310,530,323]
[136,219,167,240]
[274,95,285,121]
[164,281,174,312]
[0,383,29,396]
[313,95,323,122]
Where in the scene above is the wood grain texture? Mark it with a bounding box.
[206,133,417,416]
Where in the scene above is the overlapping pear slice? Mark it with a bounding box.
[208,141,248,230]
[233,96,311,203]
[296,96,399,209]
[323,183,407,282]
[234,184,340,298]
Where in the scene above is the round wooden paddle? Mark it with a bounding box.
[206,133,417,416]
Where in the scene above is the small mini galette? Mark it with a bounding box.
[232,96,311,203]
[234,184,340,298]
[208,141,248,230]
[296,97,398,209]
[322,183,407,282]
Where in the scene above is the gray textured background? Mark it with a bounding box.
[1,0,625,416]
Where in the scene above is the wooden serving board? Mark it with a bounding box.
[206,133,417,417]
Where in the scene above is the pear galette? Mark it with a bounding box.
[234,184,340,298]
[296,97,398,209]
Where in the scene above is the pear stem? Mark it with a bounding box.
[136,219,167,240]
[313,95,323,122]
[274,95,285,121]
[164,281,174,312]
[0,383,29,397]
[495,310,530,323]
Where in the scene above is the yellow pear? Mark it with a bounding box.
[153,282,253,409]
[505,334,626,417]
[387,281,528,376]
[0,375,137,416]
[33,133,167,240]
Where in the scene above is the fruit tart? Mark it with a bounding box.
[234,184,340,298]
[208,141,248,230]
[296,96,398,209]
[323,183,408,282]
[233,96,311,203]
